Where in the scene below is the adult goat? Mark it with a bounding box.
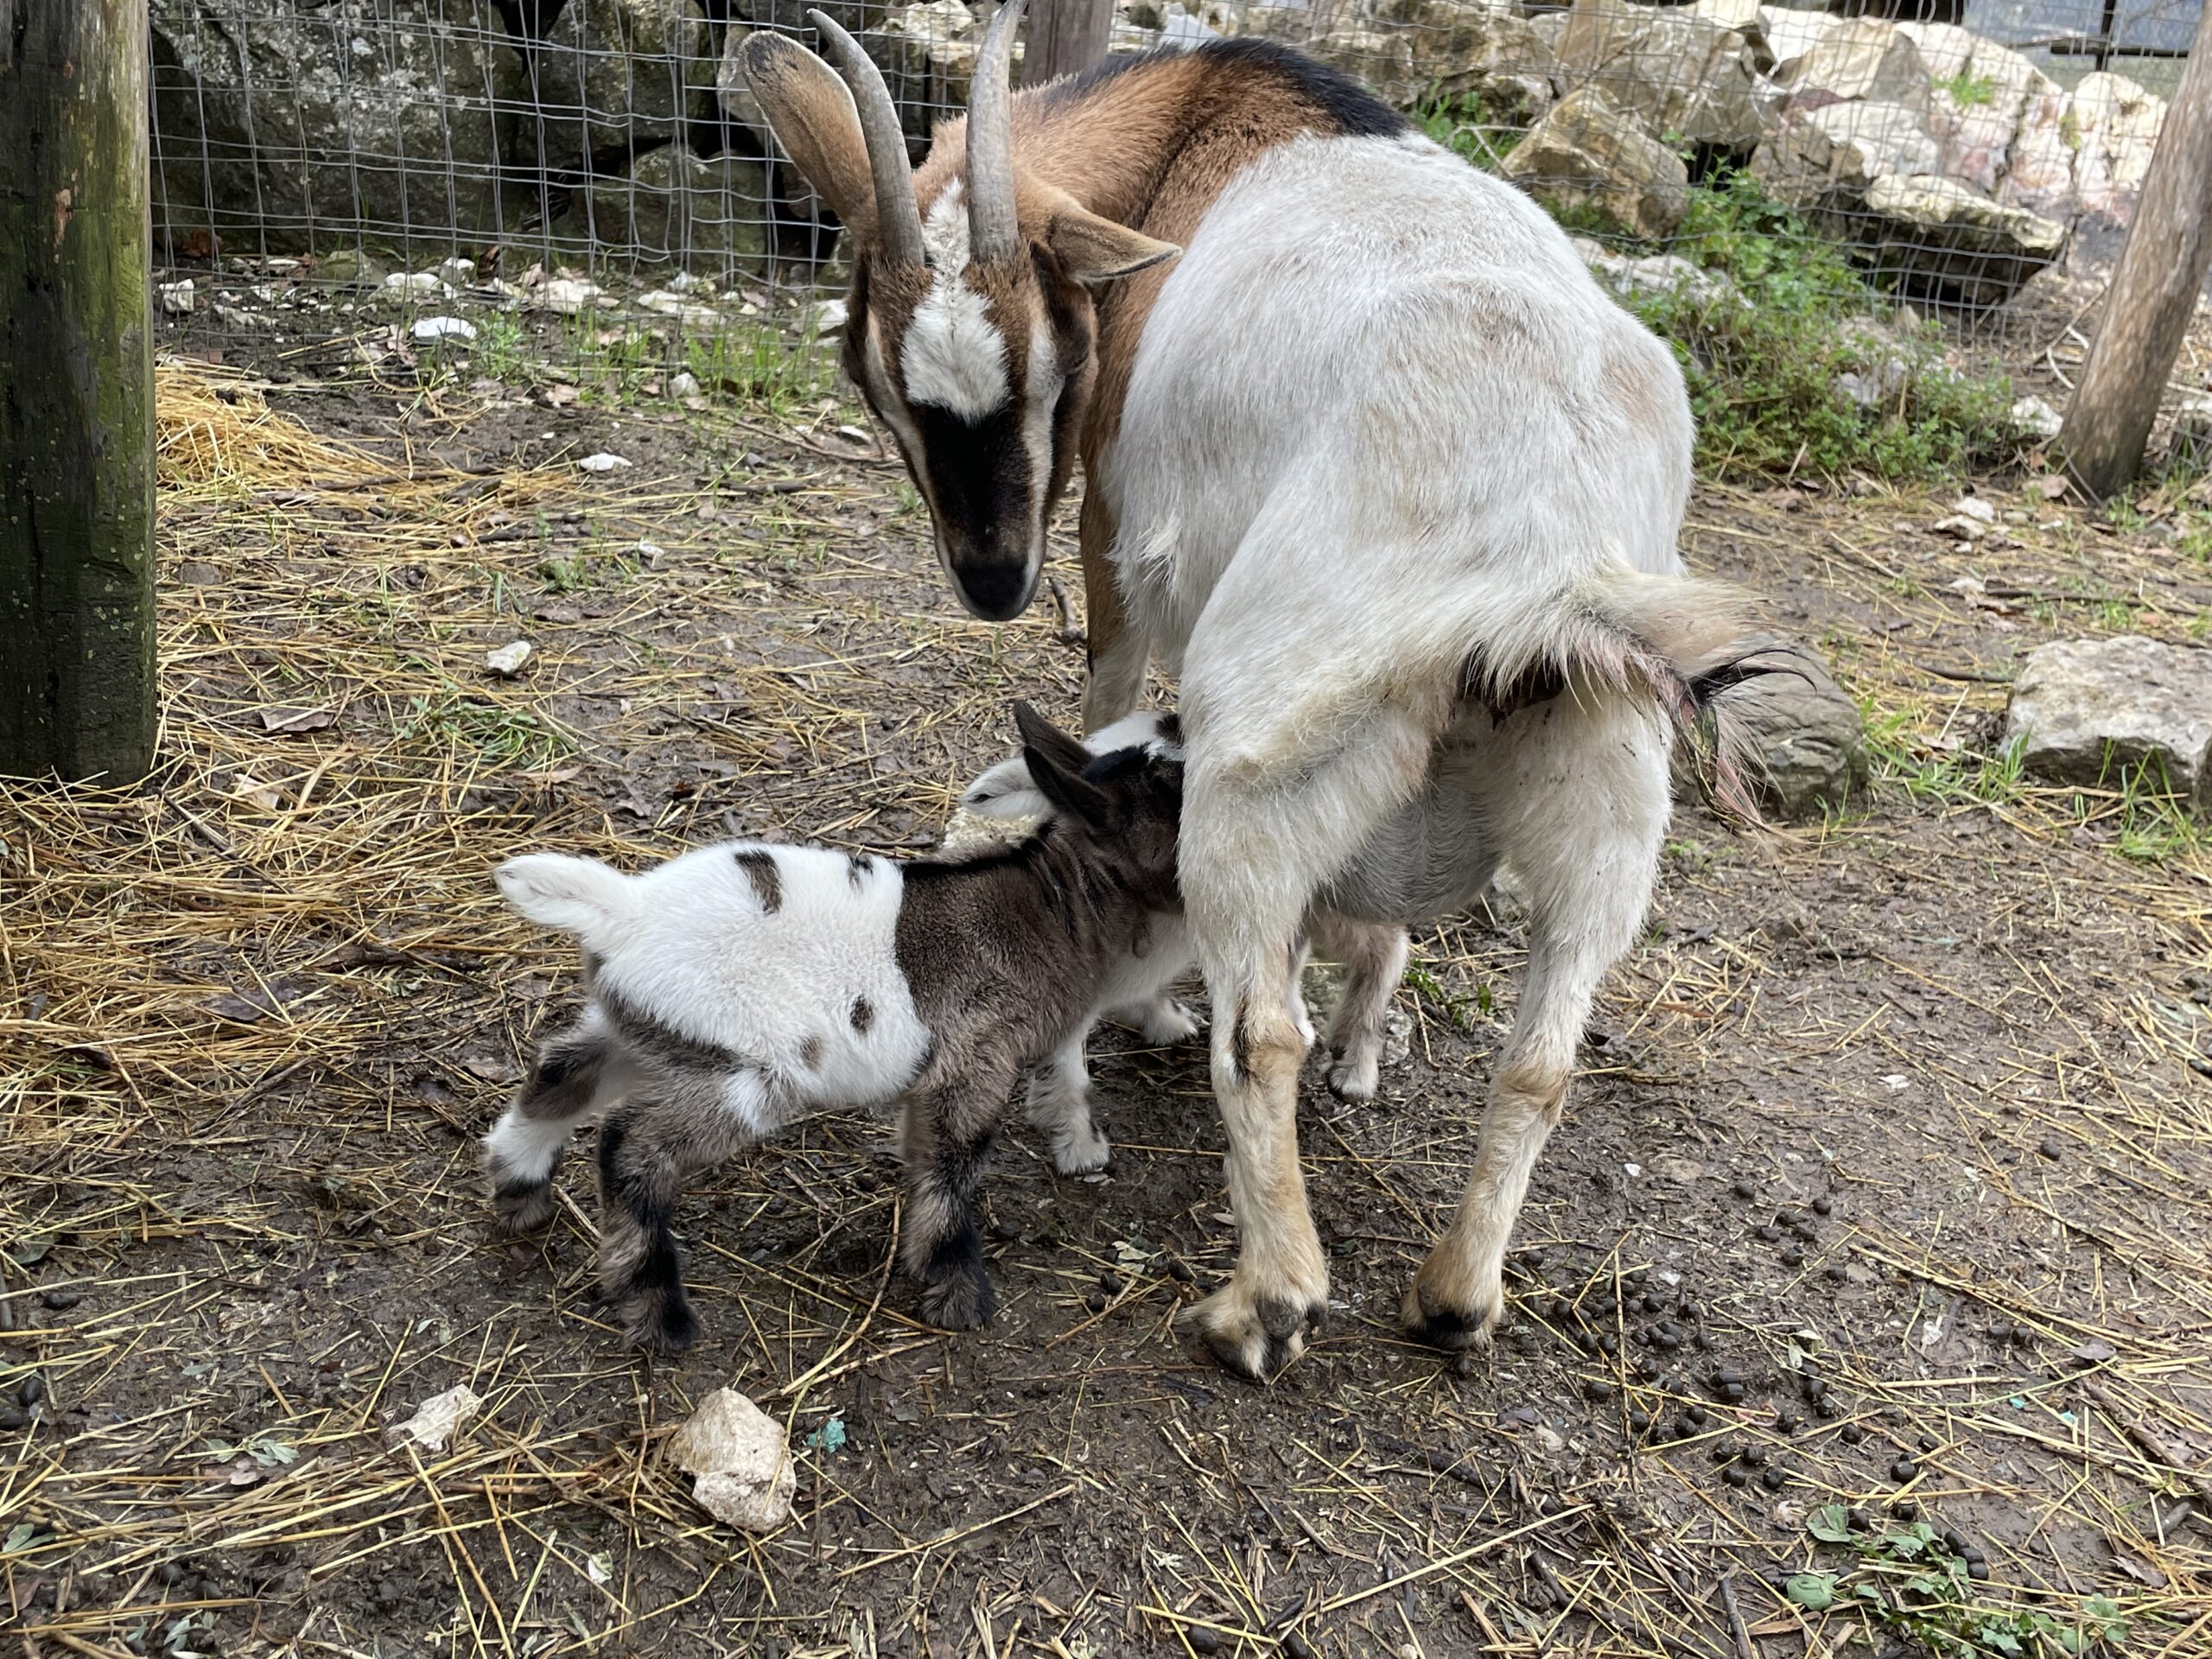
[741,5,1768,1377]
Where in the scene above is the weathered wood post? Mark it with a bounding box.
[2058,3,2212,498]
[1020,0,1116,88]
[0,0,159,782]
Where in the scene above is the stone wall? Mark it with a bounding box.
[150,0,2180,294]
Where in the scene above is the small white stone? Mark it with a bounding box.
[485,639,533,677]
[667,1388,795,1534]
[436,257,478,289]
[384,270,450,297]
[670,371,702,401]
[807,299,849,335]
[1949,495,1998,524]
[576,453,632,473]
[386,1385,482,1452]
[411,315,477,343]
[157,279,195,315]
[2009,395,2063,441]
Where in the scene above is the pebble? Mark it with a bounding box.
[1824,1263,1848,1282]
[1891,1458,1920,1482]
[1732,1179,1758,1200]
[2038,1137,2064,1160]
[18,1375,44,1408]
[1811,1197,1833,1216]
[1755,1224,1783,1243]
[1840,1424,1866,1445]
[1780,1247,1805,1268]
[1187,1629,1222,1656]
[1760,1466,1786,1491]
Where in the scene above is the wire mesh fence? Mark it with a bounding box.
[145,0,2208,467]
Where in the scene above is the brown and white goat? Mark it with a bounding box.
[741,9,1777,1377]
[482,703,1187,1350]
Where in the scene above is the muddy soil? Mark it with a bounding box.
[2,330,2209,1659]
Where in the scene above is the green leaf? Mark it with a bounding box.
[3,1523,35,1554]
[1785,1573,1837,1611]
[1808,1503,1854,1542]
[805,1415,847,1454]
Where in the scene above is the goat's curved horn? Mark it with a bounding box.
[806,9,925,270]
[965,0,1027,263]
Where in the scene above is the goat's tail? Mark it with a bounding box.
[495,853,638,942]
[1472,567,1795,823]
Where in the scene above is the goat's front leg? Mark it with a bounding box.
[483,1009,612,1233]
[1077,493,1147,735]
[1307,912,1410,1103]
[899,1061,1020,1331]
[1025,1028,1111,1175]
[595,1095,746,1354]
[1191,936,1325,1378]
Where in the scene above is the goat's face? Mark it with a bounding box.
[1011,702,1185,907]
[741,3,1178,622]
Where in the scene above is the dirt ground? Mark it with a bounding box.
[3,312,2212,1659]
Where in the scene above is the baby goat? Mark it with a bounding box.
[481,703,1187,1351]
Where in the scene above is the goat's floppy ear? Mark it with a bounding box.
[737,33,878,242]
[1012,701,1115,828]
[1046,206,1180,286]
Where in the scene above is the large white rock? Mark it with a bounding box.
[525,0,716,173]
[1501,86,1691,240]
[149,0,527,246]
[1550,0,1775,151]
[667,1389,796,1534]
[2006,636,2212,813]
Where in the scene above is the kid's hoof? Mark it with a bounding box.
[918,1268,996,1332]
[1325,1050,1379,1103]
[628,1297,699,1357]
[490,1179,557,1235]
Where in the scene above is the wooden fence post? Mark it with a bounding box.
[0,0,158,783]
[1020,0,1116,88]
[2058,3,2212,498]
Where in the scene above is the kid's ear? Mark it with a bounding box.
[1012,701,1115,829]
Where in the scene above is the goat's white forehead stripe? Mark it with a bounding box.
[901,186,1010,422]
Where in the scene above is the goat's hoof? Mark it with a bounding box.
[490,1179,557,1235]
[918,1268,995,1332]
[1400,1274,1501,1353]
[1139,999,1203,1046]
[1186,1286,1325,1381]
[1325,1053,1379,1103]
[1049,1128,1111,1176]
[626,1298,699,1357]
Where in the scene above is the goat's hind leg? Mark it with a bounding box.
[1308,912,1409,1103]
[483,1009,612,1233]
[1026,1027,1110,1175]
[1402,701,1671,1351]
[595,1082,750,1353]
[900,1059,1022,1331]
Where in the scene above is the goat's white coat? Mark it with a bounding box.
[495,844,934,1135]
[1084,131,1712,1369]
[902,185,1011,421]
